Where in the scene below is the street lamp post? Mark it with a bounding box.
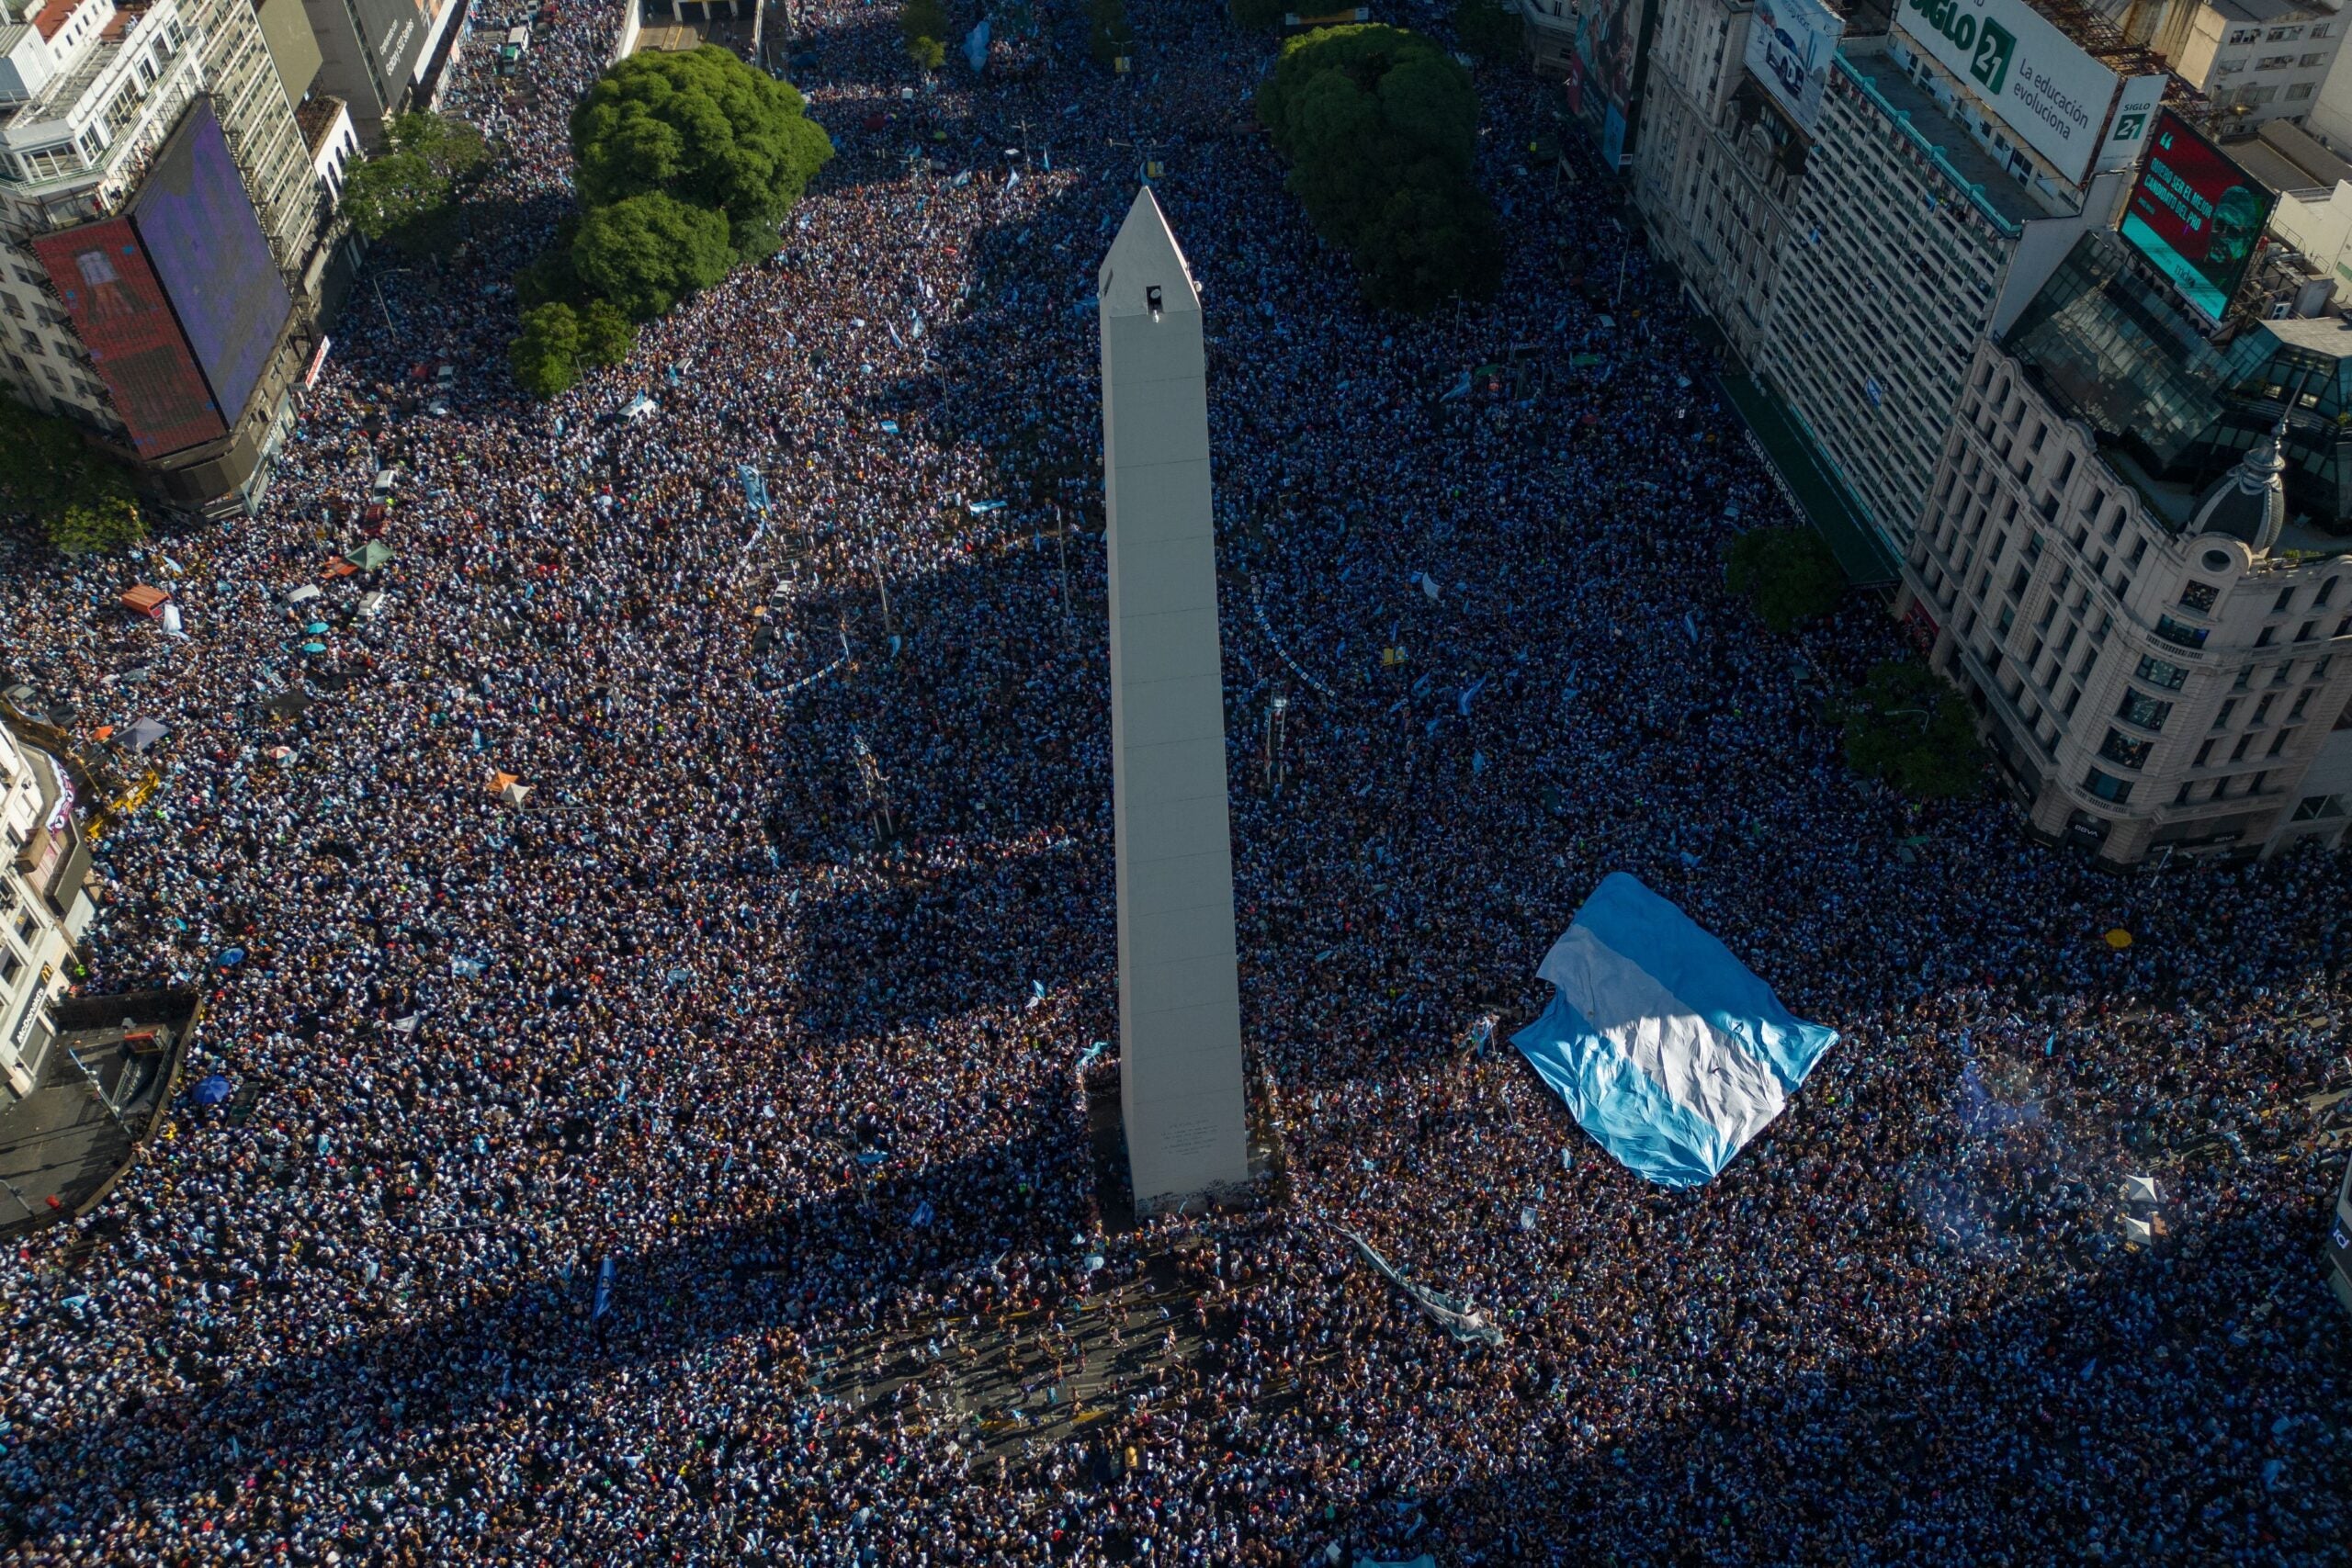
[1266,694,1289,796]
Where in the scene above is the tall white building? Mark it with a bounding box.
[186,0,320,264]
[1633,0,2163,566]
[0,722,96,1106]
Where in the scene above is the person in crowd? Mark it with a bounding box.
[0,2,2343,1564]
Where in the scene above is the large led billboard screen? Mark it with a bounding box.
[127,102,291,424]
[2120,110,2273,321]
[30,220,227,459]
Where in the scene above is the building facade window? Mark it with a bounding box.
[2291,794,2343,821]
[2099,729,2154,769]
[2118,690,2173,729]
[2085,768,2134,803]
[2134,655,2190,690]
[2156,615,2210,649]
[2180,581,2221,612]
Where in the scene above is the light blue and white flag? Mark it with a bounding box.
[1512,873,1837,1188]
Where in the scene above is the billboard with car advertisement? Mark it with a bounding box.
[1744,0,1844,135]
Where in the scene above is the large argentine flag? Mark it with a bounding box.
[1512,874,1838,1188]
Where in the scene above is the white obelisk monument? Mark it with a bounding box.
[1099,186,1250,1212]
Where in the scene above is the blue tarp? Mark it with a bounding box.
[1512,873,1837,1188]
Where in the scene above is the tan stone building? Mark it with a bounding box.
[1898,231,2352,864]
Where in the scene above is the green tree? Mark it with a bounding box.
[515,218,589,312]
[1358,169,1503,310]
[577,298,638,369]
[571,191,733,321]
[571,45,833,262]
[510,303,583,400]
[1836,660,1985,800]
[341,112,488,255]
[1725,525,1846,632]
[1091,0,1134,67]
[903,0,949,69]
[0,400,144,555]
[1452,0,1521,61]
[1256,26,1498,310]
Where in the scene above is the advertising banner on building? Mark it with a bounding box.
[1745,0,1844,135]
[2120,109,2273,321]
[1571,0,1658,170]
[356,0,428,94]
[2094,72,2165,174]
[30,220,228,459]
[127,103,292,425]
[1896,0,2119,184]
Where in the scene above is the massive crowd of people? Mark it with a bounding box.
[0,0,2346,1562]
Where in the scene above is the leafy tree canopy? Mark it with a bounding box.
[341,113,486,254]
[576,299,638,370]
[1837,660,1985,800]
[1452,0,1521,61]
[903,0,949,48]
[571,45,833,260]
[0,400,143,555]
[1725,525,1846,632]
[510,303,583,400]
[571,191,733,321]
[1256,27,1498,310]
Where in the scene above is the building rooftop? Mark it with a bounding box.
[2205,0,2343,23]
[293,92,344,155]
[2227,118,2352,196]
[1839,46,2046,228]
[2006,230,2352,548]
[0,988,196,1244]
[30,0,85,41]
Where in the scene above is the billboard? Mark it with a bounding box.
[1896,0,2119,184]
[2120,110,2273,321]
[30,220,227,459]
[355,0,428,96]
[126,102,291,426]
[2095,72,2165,175]
[1568,0,1658,170]
[1745,0,1845,135]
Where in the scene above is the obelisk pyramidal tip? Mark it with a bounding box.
[1098,186,1250,1213]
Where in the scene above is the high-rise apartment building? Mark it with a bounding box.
[0,0,208,430]
[184,0,319,263]
[0,0,329,510]
[1632,0,2165,565]
[300,0,457,141]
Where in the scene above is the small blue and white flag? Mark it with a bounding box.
[1512,873,1837,1188]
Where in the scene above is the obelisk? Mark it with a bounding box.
[1099,186,1250,1212]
